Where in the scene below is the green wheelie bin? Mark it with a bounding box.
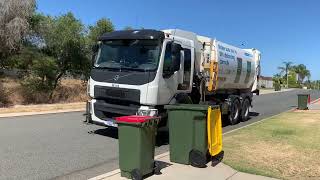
[116,115,160,180]
[297,94,309,110]
[165,104,219,168]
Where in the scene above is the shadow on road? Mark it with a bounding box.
[90,127,119,139]
[249,112,260,117]
[90,126,170,147]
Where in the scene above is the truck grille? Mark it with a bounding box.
[94,86,140,103]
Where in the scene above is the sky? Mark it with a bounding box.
[37,0,320,80]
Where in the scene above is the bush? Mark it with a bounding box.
[20,76,51,104]
[0,82,11,107]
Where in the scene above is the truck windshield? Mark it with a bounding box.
[94,39,161,71]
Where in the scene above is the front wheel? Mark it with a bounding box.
[228,99,241,125]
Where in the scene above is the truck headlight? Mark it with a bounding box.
[137,107,158,116]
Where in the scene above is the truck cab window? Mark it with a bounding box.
[163,42,173,78]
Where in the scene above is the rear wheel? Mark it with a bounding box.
[228,99,241,125]
[241,99,250,121]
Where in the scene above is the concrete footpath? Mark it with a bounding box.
[92,152,277,180]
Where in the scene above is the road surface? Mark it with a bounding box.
[0,89,319,180]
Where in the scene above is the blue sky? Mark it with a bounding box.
[37,0,320,80]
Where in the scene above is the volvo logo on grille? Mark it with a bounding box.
[113,75,120,81]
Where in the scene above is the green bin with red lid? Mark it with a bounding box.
[116,115,160,179]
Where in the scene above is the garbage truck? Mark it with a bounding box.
[85,29,261,127]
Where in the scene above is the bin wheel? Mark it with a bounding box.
[241,99,250,122]
[228,99,240,125]
[131,169,143,180]
[153,161,161,175]
[211,151,224,167]
[189,150,207,168]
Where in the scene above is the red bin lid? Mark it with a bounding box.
[115,115,156,123]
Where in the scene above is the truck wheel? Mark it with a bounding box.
[241,99,250,121]
[228,99,240,125]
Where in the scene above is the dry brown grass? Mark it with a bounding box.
[223,111,320,180]
[0,77,87,107]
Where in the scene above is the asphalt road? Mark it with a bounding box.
[0,89,319,180]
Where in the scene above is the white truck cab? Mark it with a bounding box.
[86,29,260,127]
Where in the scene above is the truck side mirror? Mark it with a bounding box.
[171,43,182,72]
[172,53,181,72]
[172,43,182,54]
[91,44,99,66]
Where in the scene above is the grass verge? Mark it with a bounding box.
[223,111,320,180]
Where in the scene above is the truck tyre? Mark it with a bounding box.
[228,98,240,125]
[241,98,250,121]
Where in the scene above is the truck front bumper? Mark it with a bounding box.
[88,99,139,127]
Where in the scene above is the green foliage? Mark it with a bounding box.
[291,64,310,84]
[31,12,90,96]
[287,71,301,88]
[88,18,114,45]
[276,61,311,88]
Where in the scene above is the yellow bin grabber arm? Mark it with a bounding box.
[208,61,218,92]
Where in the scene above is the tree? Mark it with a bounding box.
[0,0,36,66]
[88,18,114,45]
[292,64,310,84]
[22,12,89,99]
[278,61,293,88]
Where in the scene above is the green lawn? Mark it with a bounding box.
[223,111,320,180]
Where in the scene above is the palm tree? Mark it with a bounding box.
[278,61,293,88]
[292,64,310,84]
